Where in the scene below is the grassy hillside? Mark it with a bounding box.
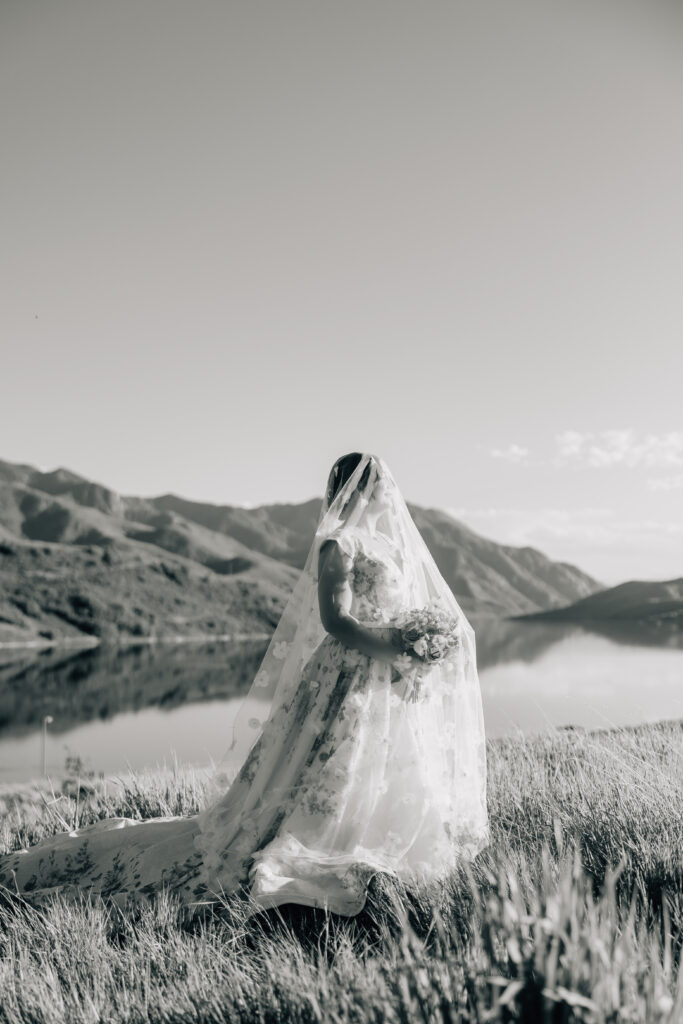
[0,719,681,1022]
[0,537,298,645]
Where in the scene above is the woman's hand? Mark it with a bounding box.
[375,626,409,663]
[342,624,407,664]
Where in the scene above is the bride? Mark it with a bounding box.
[0,453,489,916]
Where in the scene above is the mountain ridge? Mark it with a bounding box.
[0,457,603,644]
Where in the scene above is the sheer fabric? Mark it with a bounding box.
[193,454,489,913]
[0,454,488,916]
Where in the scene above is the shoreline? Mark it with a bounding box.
[0,632,272,652]
[2,716,681,798]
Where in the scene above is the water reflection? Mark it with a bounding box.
[468,615,581,670]
[0,620,681,783]
[0,639,268,736]
[0,696,270,784]
[480,630,683,738]
[564,619,683,651]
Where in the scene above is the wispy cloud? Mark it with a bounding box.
[447,505,683,584]
[648,474,683,492]
[449,506,615,547]
[553,429,683,469]
[489,443,530,464]
[489,431,683,470]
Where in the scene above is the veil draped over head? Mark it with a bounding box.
[204,453,488,862]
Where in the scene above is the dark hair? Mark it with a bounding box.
[326,452,373,506]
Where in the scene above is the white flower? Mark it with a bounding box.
[342,647,364,668]
[254,669,270,688]
[412,637,428,658]
[248,717,261,729]
[273,641,289,660]
[393,653,413,675]
[309,679,320,689]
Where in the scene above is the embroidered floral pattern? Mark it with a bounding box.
[350,546,405,625]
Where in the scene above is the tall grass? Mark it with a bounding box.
[1,719,682,1022]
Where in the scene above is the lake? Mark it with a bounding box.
[1,618,682,783]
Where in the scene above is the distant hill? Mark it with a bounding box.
[513,578,683,631]
[0,457,603,644]
[152,493,322,569]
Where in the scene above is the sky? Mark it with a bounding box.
[2,0,682,585]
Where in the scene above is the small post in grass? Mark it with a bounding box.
[41,715,54,777]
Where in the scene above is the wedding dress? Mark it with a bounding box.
[0,455,488,916]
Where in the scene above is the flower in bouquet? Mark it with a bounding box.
[390,601,463,704]
[392,653,415,676]
[398,600,462,665]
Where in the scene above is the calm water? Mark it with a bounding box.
[1,619,682,783]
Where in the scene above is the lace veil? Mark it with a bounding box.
[204,453,488,855]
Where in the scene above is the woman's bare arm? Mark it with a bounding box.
[317,540,404,662]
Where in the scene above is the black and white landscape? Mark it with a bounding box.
[3,454,682,768]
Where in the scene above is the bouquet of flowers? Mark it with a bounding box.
[399,600,461,663]
[392,600,462,702]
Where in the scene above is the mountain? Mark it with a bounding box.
[512,578,683,631]
[144,495,600,616]
[406,505,599,617]
[0,460,300,644]
[0,457,603,644]
[151,493,322,569]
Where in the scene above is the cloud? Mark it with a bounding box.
[488,430,683,471]
[648,474,683,492]
[449,506,615,547]
[553,430,683,469]
[447,505,683,584]
[451,505,683,549]
[555,431,585,459]
[489,443,530,464]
